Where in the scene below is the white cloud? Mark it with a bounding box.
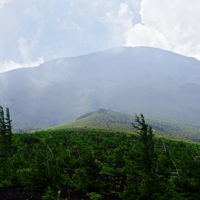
[0,57,44,73]
[0,0,143,73]
[0,0,9,9]
[103,0,142,43]
[18,37,31,63]
[125,24,170,49]
[125,0,200,59]
[105,2,137,45]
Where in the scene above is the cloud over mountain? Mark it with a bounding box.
[0,0,200,72]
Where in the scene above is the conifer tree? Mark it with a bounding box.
[0,106,6,148]
[132,114,158,199]
[0,106,5,130]
[132,114,156,175]
[5,107,12,154]
[0,106,12,156]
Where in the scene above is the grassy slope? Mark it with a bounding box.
[54,109,200,141]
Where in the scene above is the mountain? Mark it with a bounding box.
[56,109,200,141]
[0,46,200,130]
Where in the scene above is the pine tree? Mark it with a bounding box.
[5,107,12,154]
[0,106,12,156]
[0,106,6,154]
[132,114,158,199]
[0,106,5,134]
[132,114,156,175]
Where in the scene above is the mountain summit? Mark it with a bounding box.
[0,46,200,129]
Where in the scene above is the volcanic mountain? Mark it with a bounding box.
[0,46,200,130]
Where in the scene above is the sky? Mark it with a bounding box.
[0,0,200,72]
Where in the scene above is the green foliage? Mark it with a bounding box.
[41,186,59,200]
[0,127,200,199]
[16,168,38,189]
[88,192,103,200]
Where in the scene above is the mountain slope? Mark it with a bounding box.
[57,108,134,131]
[56,109,200,141]
[0,46,200,129]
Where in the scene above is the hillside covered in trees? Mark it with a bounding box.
[1,109,200,199]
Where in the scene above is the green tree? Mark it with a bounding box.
[132,114,158,199]
[5,107,12,154]
[0,106,12,156]
[0,106,13,187]
[132,114,156,175]
[0,106,6,155]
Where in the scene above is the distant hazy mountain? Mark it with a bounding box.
[0,46,200,130]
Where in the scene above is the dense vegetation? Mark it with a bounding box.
[1,112,200,199]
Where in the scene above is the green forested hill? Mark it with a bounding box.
[55,109,200,142]
[1,128,200,199]
[1,108,200,199]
